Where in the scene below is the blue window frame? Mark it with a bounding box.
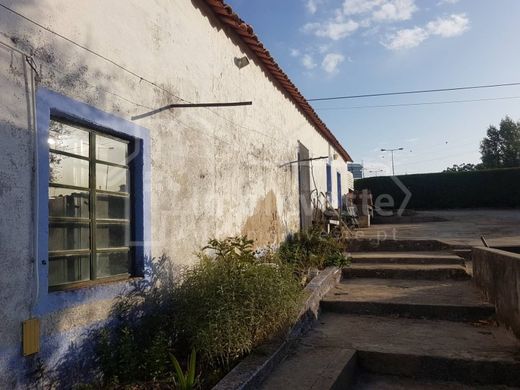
[337,172,342,209]
[326,163,332,203]
[34,88,151,314]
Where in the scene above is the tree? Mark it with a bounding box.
[444,163,479,173]
[480,116,520,169]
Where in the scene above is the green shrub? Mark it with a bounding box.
[172,237,302,370]
[277,226,349,278]
[95,255,179,386]
[94,237,316,387]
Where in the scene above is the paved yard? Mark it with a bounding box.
[356,209,520,247]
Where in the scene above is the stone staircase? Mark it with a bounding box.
[261,240,520,389]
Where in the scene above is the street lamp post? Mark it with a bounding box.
[381,147,404,176]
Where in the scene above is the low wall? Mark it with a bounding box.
[473,247,520,339]
[355,168,520,209]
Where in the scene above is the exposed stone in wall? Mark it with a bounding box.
[241,190,284,247]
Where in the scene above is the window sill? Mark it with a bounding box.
[49,274,142,293]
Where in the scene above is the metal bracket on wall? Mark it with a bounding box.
[279,155,328,168]
[131,101,252,120]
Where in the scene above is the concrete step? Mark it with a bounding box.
[303,313,520,387]
[321,279,494,322]
[261,313,520,388]
[350,251,465,266]
[343,264,470,280]
[348,239,452,253]
[259,345,358,389]
[353,371,517,389]
[356,350,520,388]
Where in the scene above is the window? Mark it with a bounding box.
[337,171,342,210]
[326,163,332,204]
[48,119,132,290]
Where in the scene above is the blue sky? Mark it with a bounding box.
[226,0,520,176]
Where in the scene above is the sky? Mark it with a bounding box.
[226,0,520,176]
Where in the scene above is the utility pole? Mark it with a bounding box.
[381,147,404,176]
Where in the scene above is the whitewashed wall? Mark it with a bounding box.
[0,0,351,386]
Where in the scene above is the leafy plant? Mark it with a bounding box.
[277,226,349,280]
[173,238,302,370]
[203,236,256,263]
[94,240,305,387]
[170,349,197,390]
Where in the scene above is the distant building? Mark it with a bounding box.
[348,163,364,179]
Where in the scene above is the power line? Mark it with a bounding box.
[308,83,520,102]
[315,95,520,111]
[0,6,300,145]
[317,96,520,111]
[0,36,294,150]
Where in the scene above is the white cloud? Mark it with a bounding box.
[426,13,469,37]
[303,20,359,40]
[306,0,319,14]
[438,0,460,4]
[290,48,301,57]
[382,13,469,50]
[302,54,317,69]
[372,0,417,21]
[343,0,417,21]
[382,27,428,50]
[343,0,382,15]
[322,53,345,73]
[318,43,332,53]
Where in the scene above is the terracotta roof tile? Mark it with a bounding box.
[203,0,352,162]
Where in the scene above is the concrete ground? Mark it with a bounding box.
[261,244,520,388]
[354,373,518,389]
[306,312,520,363]
[356,209,520,247]
[324,279,489,307]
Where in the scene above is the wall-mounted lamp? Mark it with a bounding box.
[332,153,338,160]
[234,56,250,69]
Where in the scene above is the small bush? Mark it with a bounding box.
[278,226,349,279]
[172,236,302,370]
[95,255,179,386]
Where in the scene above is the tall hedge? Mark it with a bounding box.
[355,168,520,209]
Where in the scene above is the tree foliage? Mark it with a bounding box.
[444,163,480,173]
[480,116,520,169]
[445,116,520,172]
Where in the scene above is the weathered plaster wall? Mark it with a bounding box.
[0,0,351,386]
[473,247,520,340]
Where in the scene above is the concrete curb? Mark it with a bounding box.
[213,266,342,390]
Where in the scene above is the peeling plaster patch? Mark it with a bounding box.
[241,190,284,247]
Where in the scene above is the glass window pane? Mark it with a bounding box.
[96,134,127,165]
[96,223,129,248]
[49,121,89,157]
[49,223,90,251]
[96,252,129,278]
[49,188,89,218]
[96,164,129,193]
[49,255,90,287]
[50,153,89,188]
[96,193,129,220]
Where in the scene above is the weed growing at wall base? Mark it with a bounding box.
[172,237,302,371]
[94,238,303,388]
[278,226,350,283]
